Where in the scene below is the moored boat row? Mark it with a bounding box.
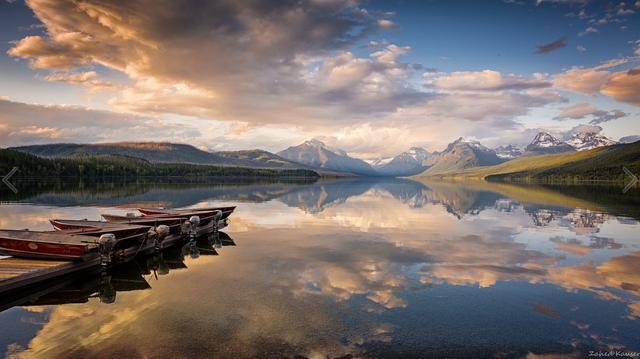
[0,206,236,263]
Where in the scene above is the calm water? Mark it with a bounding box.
[0,179,639,358]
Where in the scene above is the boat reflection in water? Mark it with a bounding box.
[0,178,639,358]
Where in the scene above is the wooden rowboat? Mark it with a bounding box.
[50,221,151,240]
[138,206,235,220]
[99,215,185,234]
[0,230,99,261]
[136,209,223,229]
[49,221,154,255]
[51,218,184,236]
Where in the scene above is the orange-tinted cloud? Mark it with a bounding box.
[601,70,640,106]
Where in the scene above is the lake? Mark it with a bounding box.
[0,178,639,358]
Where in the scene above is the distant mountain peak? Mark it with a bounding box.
[302,139,326,147]
[300,139,347,156]
[525,132,574,154]
[619,135,640,144]
[278,140,375,176]
[567,131,617,151]
[425,137,504,175]
[494,144,523,160]
[406,147,432,163]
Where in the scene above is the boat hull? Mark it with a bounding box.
[0,234,96,261]
[139,206,235,220]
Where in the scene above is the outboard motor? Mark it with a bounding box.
[98,233,117,266]
[152,224,171,250]
[182,216,200,242]
[189,215,201,227]
[212,210,222,233]
[155,224,170,238]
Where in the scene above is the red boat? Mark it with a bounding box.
[138,206,235,220]
[50,220,151,239]
[0,230,99,261]
[49,221,154,253]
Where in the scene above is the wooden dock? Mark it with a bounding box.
[0,256,101,296]
[0,219,226,297]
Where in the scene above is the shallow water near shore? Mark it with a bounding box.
[0,178,639,358]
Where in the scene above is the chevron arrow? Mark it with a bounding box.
[623,166,638,194]
[2,167,18,194]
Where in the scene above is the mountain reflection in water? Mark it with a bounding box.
[0,178,639,358]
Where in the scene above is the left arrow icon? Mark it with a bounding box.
[2,167,18,194]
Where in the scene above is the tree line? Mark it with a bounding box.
[0,149,319,179]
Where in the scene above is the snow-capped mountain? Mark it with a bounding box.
[424,137,504,175]
[406,147,432,163]
[566,130,617,151]
[374,147,433,176]
[366,157,393,167]
[494,145,523,160]
[619,135,640,144]
[277,139,377,176]
[524,132,574,155]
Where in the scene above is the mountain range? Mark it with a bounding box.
[9,128,638,179]
[426,140,640,183]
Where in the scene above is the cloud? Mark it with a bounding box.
[578,27,599,36]
[554,68,610,95]
[601,69,640,106]
[377,19,396,29]
[8,0,417,126]
[44,71,116,90]
[0,98,200,146]
[576,45,586,52]
[616,2,635,15]
[427,70,551,91]
[553,58,640,106]
[552,102,627,124]
[567,124,603,137]
[5,0,632,155]
[536,37,567,54]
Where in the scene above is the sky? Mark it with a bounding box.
[0,0,639,160]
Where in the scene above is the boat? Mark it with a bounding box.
[52,218,184,237]
[49,221,156,254]
[50,221,152,240]
[138,206,236,220]
[0,230,100,261]
[137,209,224,230]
